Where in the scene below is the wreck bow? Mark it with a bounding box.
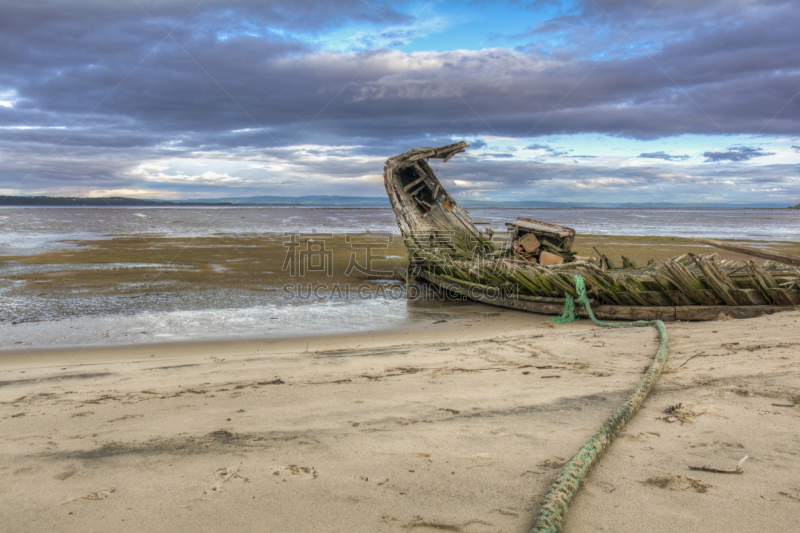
[384,142,486,253]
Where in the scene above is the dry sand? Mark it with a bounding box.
[1,307,799,532]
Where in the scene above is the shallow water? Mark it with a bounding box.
[1,206,798,255]
[0,293,482,349]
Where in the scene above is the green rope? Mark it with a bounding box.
[532,275,669,533]
[547,293,576,324]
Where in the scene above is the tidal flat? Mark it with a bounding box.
[5,232,799,295]
[2,232,799,348]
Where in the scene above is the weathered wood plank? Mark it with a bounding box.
[732,288,769,306]
[613,291,639,306]
[640,291,674,306]
[694,238,800,267]
[695,289,725,305]
[515,293,599,306]
[593,305,676,321]
[402,176,426,192]
[767,288,797,306]
[786,289,800,305]
[663,290,696,306]
[690,254,740,305]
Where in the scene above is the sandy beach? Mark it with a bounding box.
[2,306,799,532]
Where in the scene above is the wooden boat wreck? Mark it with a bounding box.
[384,141,800,321]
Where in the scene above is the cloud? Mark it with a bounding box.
[638,151,689,161]
[86,188,181,199]
[0,0,799,202]
[434,156,799,198]
[526,143,569,156]
[134,168,255,187]
[703,146,775,162]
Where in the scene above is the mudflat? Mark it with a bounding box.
[2,308,799,532]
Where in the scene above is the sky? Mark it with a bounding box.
[0,0,799,205]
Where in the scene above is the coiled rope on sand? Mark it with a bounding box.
[531,275,670,533]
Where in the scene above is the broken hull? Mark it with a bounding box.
[409,269,793,322]
[384,142,800,321]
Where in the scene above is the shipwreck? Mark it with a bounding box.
[384,141,800,321]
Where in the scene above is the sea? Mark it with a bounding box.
[1,206,798,349]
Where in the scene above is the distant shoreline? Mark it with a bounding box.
[0,195,796,209]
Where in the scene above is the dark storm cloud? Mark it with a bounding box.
[526,143,570,156]
[468,139,487,149]
[703,146,774,162]
[0,0,798,196]
[638,151,689,161]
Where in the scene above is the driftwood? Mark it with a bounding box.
[693,238,800,267]
[678,352,704,368]
[689,456,748,474]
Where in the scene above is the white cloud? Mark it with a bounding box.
[140,170,254,187]
[451,179,502,189]
[0,89,18,108]
[87,188,181,199]
[571,178,637,189]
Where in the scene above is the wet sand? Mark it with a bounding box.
[2,308,799,532]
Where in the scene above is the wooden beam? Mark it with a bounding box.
[402,176,426,192]
[693,238,800,267]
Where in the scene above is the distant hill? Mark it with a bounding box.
[458,200,795,208]
[178,195,391,207]
[0,196,236,207]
